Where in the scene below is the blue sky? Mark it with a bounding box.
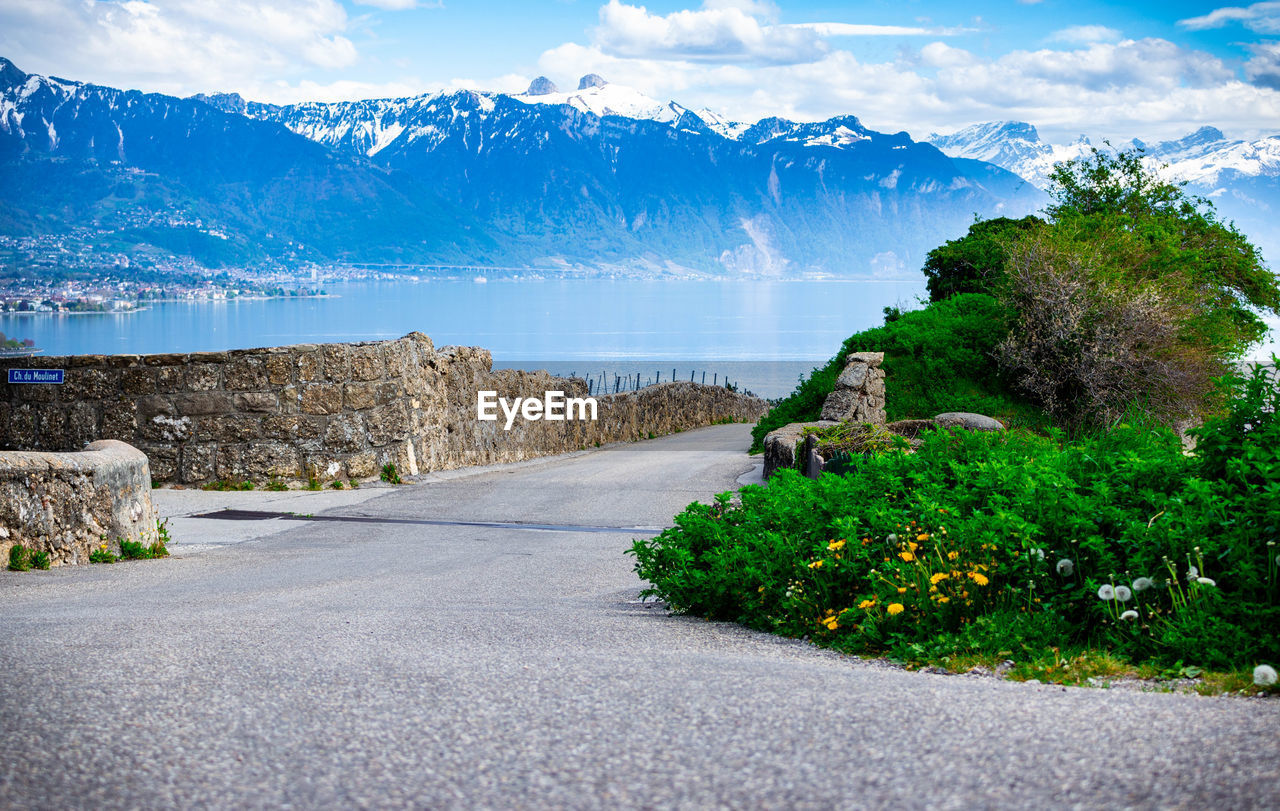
[4,0,1280,142]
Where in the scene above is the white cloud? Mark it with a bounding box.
[1050,25,1122,44]
[1245,40,1280,88]
[0,0,362,96]
[537,34,1280,143]
[1179,2,1280,33]
[589,0,964,66]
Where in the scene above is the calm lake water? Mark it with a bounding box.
[7,277,1275,399]
[1,279,928,398]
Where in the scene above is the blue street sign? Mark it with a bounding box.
[7,369,64,384]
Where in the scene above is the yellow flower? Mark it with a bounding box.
[858,599,876,609]
[969,572,990,586]
[899,552,915,562]
[808,560,825,569]
[908,541,919,552]
[947,551,959,561]
[917,533,929,541]
[937,596,951,604]
[897,587,907,594]
[828,539,846,551]
[930,572,949,584]
[887,603,904,616]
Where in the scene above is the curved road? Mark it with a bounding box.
[2,425,1278,808]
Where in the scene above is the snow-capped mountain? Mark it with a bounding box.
[0,57,1043,275]
[927,119,1280,260]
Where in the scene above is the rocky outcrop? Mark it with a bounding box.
[0,440,158,567]
[819,352,886,424]
[762,421,835,480]
[1,334,768,486]
[933,412,1006,432]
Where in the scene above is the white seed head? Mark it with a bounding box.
[1056,559,1074,577]
[1186,566,1199,581]
[1097,584,1115,601]
[1120,610,1138,621]
[1196,577,1216,587]
[1254,665,1278,687]
[1114,585,1132,602]
[1132,577,1154,592]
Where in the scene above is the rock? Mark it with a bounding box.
[762,421,835,480]
[526,76,558,95]
[819,353,886,424]
[933,412,1005,432]
[578,73,607,90]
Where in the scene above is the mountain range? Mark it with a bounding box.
[0,57,1040,277]
[2,55,1276,276]
[928,121,1280,260]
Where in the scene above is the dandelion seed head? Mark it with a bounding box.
[1056,559,1074,577]
[1186,566,1199,581]
[1120,610,1138,621]
[1114,585,1132,602]
[1196,577,1216,587]
[1132,577,1154,592]
[1254,665,1278,687]
[1097,584,1115,601]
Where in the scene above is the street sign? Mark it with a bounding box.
[7,369,64,384]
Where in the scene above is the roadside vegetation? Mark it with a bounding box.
[641,148,1280,693]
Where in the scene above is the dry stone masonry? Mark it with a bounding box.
[1,333,767,486]
[0,440,158,566]
[819,352,885,423]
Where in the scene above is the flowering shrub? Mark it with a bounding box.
[633,365,1280,669]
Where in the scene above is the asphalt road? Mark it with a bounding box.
[2,424,1278,809]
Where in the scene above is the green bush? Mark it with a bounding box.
[922,215,1045,302]
[750,294,1045,451]
[8,544,30,572]
[637,366,1280,670]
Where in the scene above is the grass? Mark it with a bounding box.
[201,478,255,491]
[380,463,402,485]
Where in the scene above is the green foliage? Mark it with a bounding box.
[330,480,345,490]
[922,216,1045,302]
[1045,148,1279,358]
[89,544,117,564]
[265,478,289,492]
[750,294,1046,451]
[7,544,31,571]
[637,369,1280,671]
[380,463,402,485]
[306,477,322,491]
[348,479,360,489]
[201,478,254,491]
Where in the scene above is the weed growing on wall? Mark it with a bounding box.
[380,463,402,484]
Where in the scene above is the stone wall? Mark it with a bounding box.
[1,334,768,485]
[0,440,158,566]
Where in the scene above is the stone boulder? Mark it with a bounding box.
[934,412,1006,432]
[762,420,835,480]
[819,352,886,424]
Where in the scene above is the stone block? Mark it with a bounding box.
[185,364,222,391]
[121,368,157,395]
[322,345,351,382]
[376,382,401,405]
[349,345,385,381]
[344,382,378,411]
[61,368,110,401]
[835,363,869,390]
[156,366,186,392]
[68,402,99,447]
[145,446,178,481]
[295,351,322,382]
[346,450,378,479]
[934,412,1005,432]
[260,415,324,442]
[137,395,176,420]
[100,402,138,441]
[265,354,292,385]
[300,384,344,415]
[8,404,36,447]
[192,415,258,443]
[140,413,193,442]
[234,392,279,413]
[224,357,268,391]
[364,402,409,446]
[175,392,235,416]
[37,405,69,449]
[180,443,216,483]
[324,413,368,453]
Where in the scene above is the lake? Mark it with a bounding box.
[0,278,929,398]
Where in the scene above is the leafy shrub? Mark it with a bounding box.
[750,294,1045,451]
[380,463,402,485]
[922,215,1045,302]
[29,549,50,570]
[7,544,30,572]
[637,368,1280,670]
[996,230,1221,428]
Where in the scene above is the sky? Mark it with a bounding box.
[3,0,1280,143]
